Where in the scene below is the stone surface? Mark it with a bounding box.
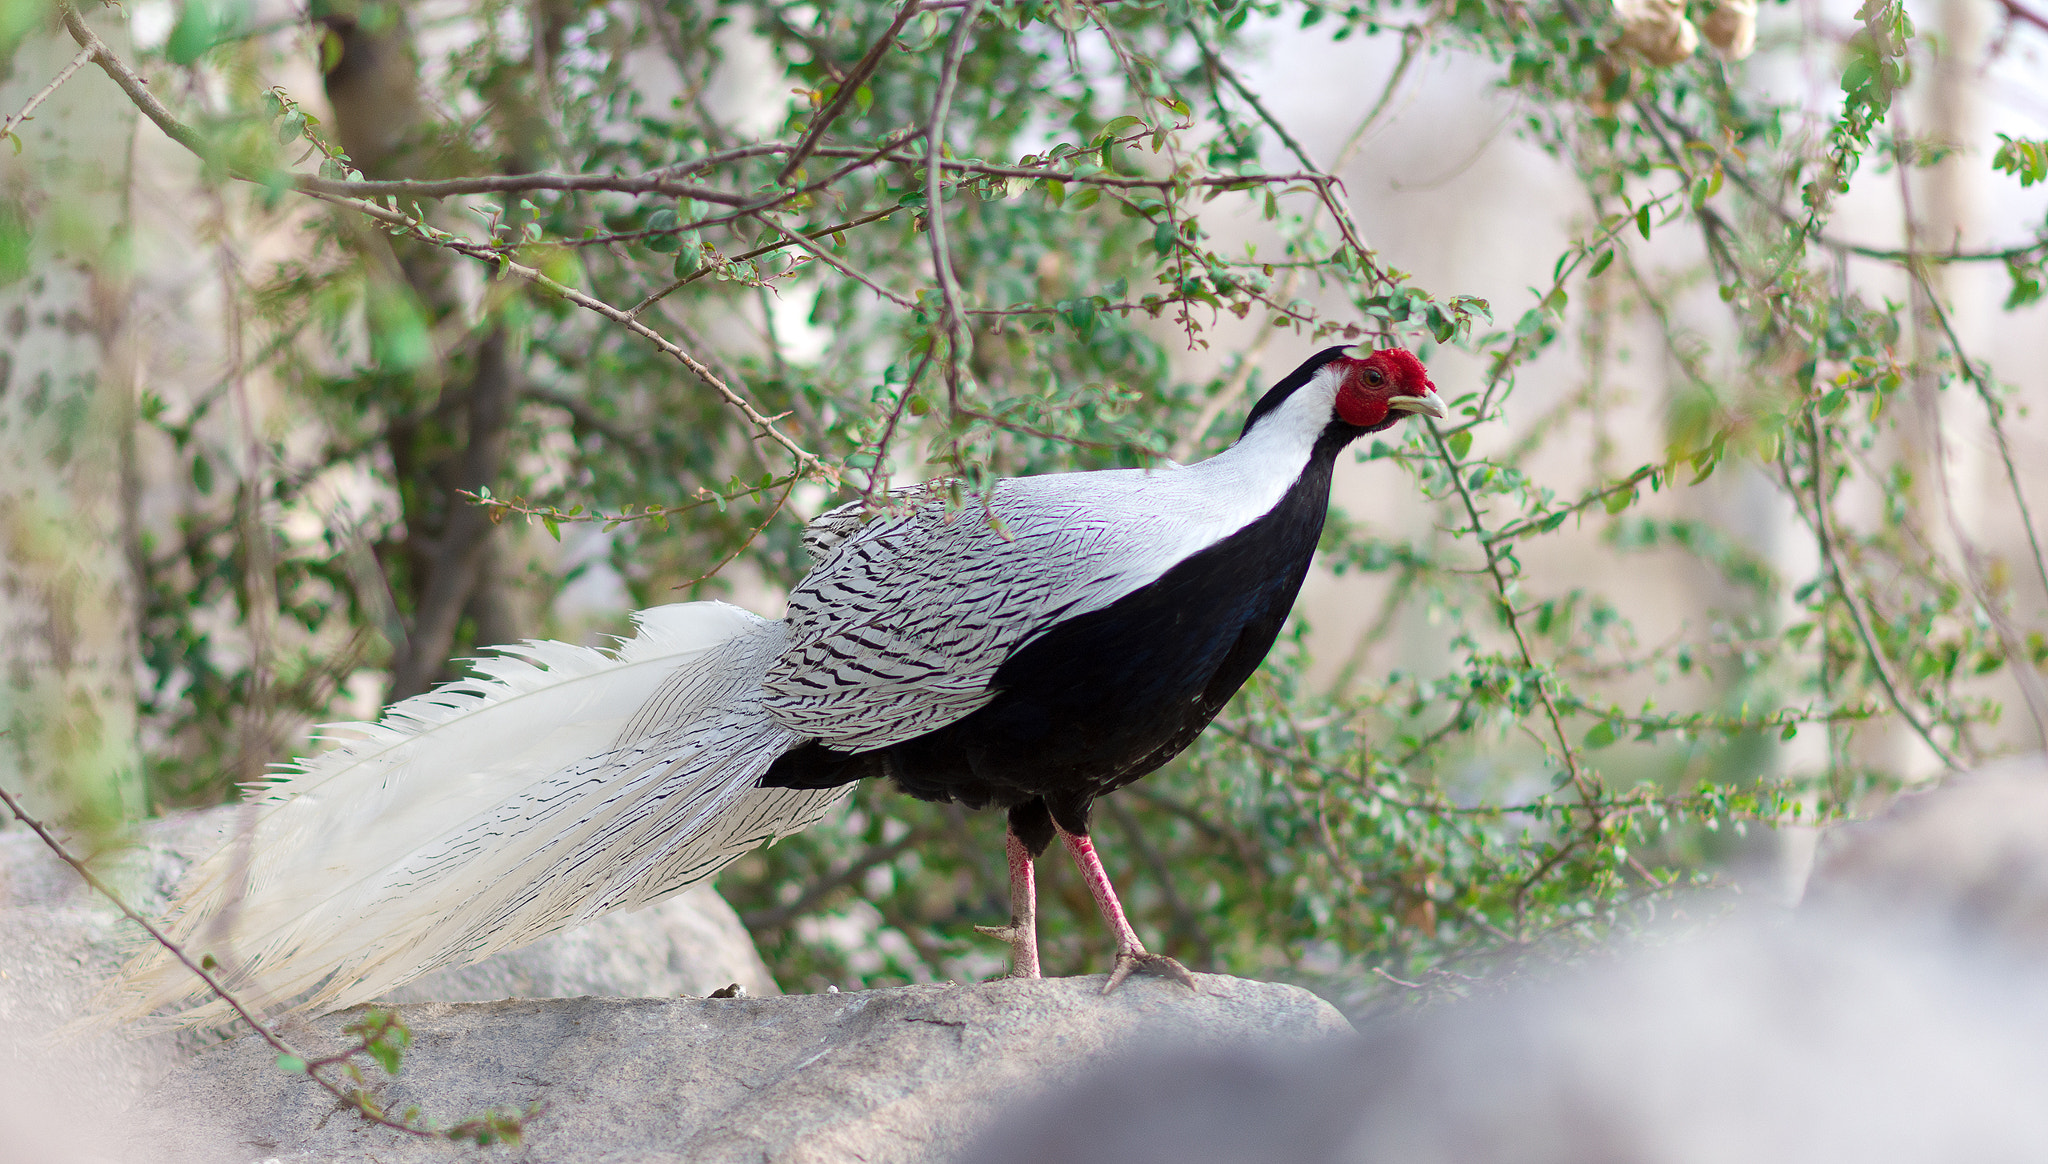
[127,975,1350,1164]
[964,765,2048,1164]
[966,916,2048,1164]
[1,816,206,1163]
[1805,752,2048,952]
[0,806,780,1159]
[382,883,781,1005]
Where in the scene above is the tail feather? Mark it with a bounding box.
[108,602,847,1025]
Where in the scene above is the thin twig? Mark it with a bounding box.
[1901,262,2048,749]
[926,0,985,413]
[294,182,831,477]
[296,170,755,205]
[1910,265,2048,609]
[0,42,96,144]
[625,205,901,318]
[59,3,207,156]
[1428,422,1598,809]
[0,783,529,1141]
[674,473,800,591]
[770,213,918,307]
[1801,408,1964,769]
[776,1,927,184]
[1187,20,1383,287]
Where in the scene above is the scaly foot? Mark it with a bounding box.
[1103,947,1198,994]
[975,919,1042,978]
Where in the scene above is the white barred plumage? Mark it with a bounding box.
[111,604,842,1023]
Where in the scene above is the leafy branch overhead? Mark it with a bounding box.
[16,0,2048,1008]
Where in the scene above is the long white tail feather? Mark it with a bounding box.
[108,602,848,1025]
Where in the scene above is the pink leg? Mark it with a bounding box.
[1059,825,1197,994]
[973,829,1041,978]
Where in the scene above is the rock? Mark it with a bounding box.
[963,765,2048,1164]
[127,975,1350,1163]
[381,883,780,1005]
[1,805,780,1159]
[1,805,779,1011]
[967,916,2048,1164]
[0,814,218,1162]
[1804,752,2048,954]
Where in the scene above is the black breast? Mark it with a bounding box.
[761,431,1350,831]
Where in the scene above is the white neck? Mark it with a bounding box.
[1190,360,1344,483]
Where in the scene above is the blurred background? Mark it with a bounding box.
[2,0,2045,1011]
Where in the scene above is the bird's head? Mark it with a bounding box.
[1240,345,1447,445]
[1333,347,1446,431]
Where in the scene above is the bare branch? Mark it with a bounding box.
[926,0,986,408]
[0,42,96,144]
[59,2,209,156]
[625,205,903,318]
[295,170,759,205]
[0,783,536,1143]
[1800,408,1965,770]
[776,1,928,184]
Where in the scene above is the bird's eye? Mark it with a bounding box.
[1365,368,1385,387]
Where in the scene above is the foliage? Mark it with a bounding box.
[41,0,2048,1010]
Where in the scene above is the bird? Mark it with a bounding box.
[111,344,1443,1023]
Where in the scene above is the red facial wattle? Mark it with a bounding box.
[1333,348,1442,430]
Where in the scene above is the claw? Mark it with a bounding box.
[975,920,1041,979]
[1102,949,1198,994]
[980,829,1042,978]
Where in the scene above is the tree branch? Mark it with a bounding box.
[926,0,985,410]
[775,1,927,184]
[1801,408,1964,770]
[0,42,96,144]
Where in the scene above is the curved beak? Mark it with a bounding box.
[1388,391,1450,422]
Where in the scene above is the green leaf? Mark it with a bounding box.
[1059,297,1099,338]
[275,1055,307,1075]
[644,208,679,251]
[1587,248,1615,279]
[1099,114,1144,141]
[1635,206,1652,240]
[1992,135,2047,186]
[2004,255,2044,310]
[191,453,214,495]
[1584,721,1617,749]
[1446,429,1473,460]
